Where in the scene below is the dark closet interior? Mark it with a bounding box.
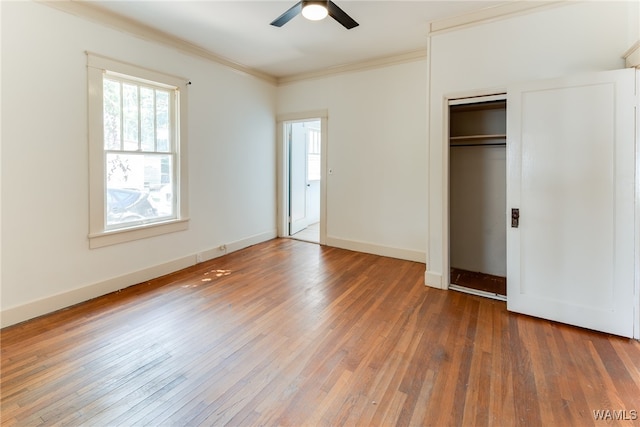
[449,99,507,297]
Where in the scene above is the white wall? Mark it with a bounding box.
[426,1,634,288]
[1,1,277,326]
[450,146,506,277]
[277,61,427,262]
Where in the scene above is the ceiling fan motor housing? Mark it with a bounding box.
[270,0,359,30]
[303,0,329,7]
[302,0,329,21]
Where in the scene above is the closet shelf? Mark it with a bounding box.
[449,134,506,141]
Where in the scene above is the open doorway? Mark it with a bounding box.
[277,110,328,245]
[448,95,507,300]
[284,119,323,244]
[277,111,327,245]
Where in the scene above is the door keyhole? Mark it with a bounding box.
[511,208,520,228]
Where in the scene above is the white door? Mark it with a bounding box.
[507,69,636,337]
[289,122,308,235]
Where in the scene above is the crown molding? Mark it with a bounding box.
[277,49,427,86]
[429,1,566,35]
[623,40,640,68]
[37,0,573,86]
[37,0,277,85]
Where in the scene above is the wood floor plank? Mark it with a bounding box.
[2,238,640,426]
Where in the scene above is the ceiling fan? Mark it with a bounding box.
[270,0,359,30]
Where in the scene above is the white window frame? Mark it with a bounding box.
[87,52,189,248]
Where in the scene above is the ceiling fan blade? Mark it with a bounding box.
[270,1,303,27]
[327,0,359,29]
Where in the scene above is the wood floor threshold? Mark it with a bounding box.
[2,238,639,426]
[449,283,506,302]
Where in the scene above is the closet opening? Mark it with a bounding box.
[448,97,507,300]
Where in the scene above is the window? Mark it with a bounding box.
[87,53,189,248]
[307,126,321,181]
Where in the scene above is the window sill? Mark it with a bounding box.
[89,218,189,249]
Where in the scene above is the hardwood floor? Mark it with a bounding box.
[2,238,639,426]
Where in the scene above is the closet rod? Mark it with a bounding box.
[450,142,506,148]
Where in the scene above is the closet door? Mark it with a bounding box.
[506,69,636,337]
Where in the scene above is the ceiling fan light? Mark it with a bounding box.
[302,4,328,21]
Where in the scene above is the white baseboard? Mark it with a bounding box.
[325,236,426,263]
[197,230,277,262]
[425,270,444,289]
[0,230,277,328]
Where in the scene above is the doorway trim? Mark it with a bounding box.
[277,110,328,245]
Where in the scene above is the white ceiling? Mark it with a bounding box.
[88,1,504,79]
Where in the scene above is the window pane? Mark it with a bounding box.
[103,79,121,150]
[123,83,139,151]
[156,90,170,152]
[149,156,174,217]
[307,128,321,181]
[106,153,174,227]
[140,87,155,152]
[308,154,321,181]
